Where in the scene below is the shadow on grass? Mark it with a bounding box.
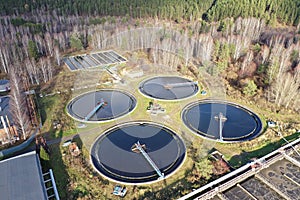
[42,134,113,199]
[228,132,300,168]
[40,140,70,199]
[36,95,55,125]
[39,135,87,199]
[137,173,192,200]
[36,89,75,140]
[136,166,220,200]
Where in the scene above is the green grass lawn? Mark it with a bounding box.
[225,131,300,168]
[36,66,300,199]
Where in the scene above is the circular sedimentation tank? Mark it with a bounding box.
[182,100,263,142]
[90,121,186,184]
[67,90,136,122]
[139,76,199,100]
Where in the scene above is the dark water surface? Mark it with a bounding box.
[67,90,136,122]
[182,101,262,142]
[91,122,186,183]
[139,76,198,100]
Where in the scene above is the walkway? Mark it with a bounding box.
[134,141,164,179]
[84,100,105,121]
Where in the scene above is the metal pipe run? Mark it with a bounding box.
[49,169,60,200]
[134,141,164,179]
[164,81,198,89]
[214,112,227,141]
[84,99,105,121]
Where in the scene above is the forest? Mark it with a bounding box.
[0,0,300,25]
[0,1,300,199]
[0,0,299,150]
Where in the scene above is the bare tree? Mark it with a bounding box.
[271,71,300,108]
[39,57,54,83]
[267,40,285,83]
[227,35,250,60]
[261,45,270,64]
[9,66,30,140]
[241,50,254,74]
[44,32,54,57]
[0,42,9,73]
[53,45,60,65]
[266,41,300,110]
[40,57,49,83]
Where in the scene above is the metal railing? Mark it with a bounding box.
[84,101,105,121]
[135,141,164,179]
[43,169,60,200]
[179,137,300,200]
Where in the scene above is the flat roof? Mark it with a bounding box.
[63,50,127,71]
[0,151,48,200]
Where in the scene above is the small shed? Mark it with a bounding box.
[267,121,276,128]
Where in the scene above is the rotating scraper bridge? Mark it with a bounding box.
[134,141,164,180]
[84,99,105,121]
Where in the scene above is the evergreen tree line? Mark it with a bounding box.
[0,0,212,22]
[205,0,300,26]
[0,0,300,25]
